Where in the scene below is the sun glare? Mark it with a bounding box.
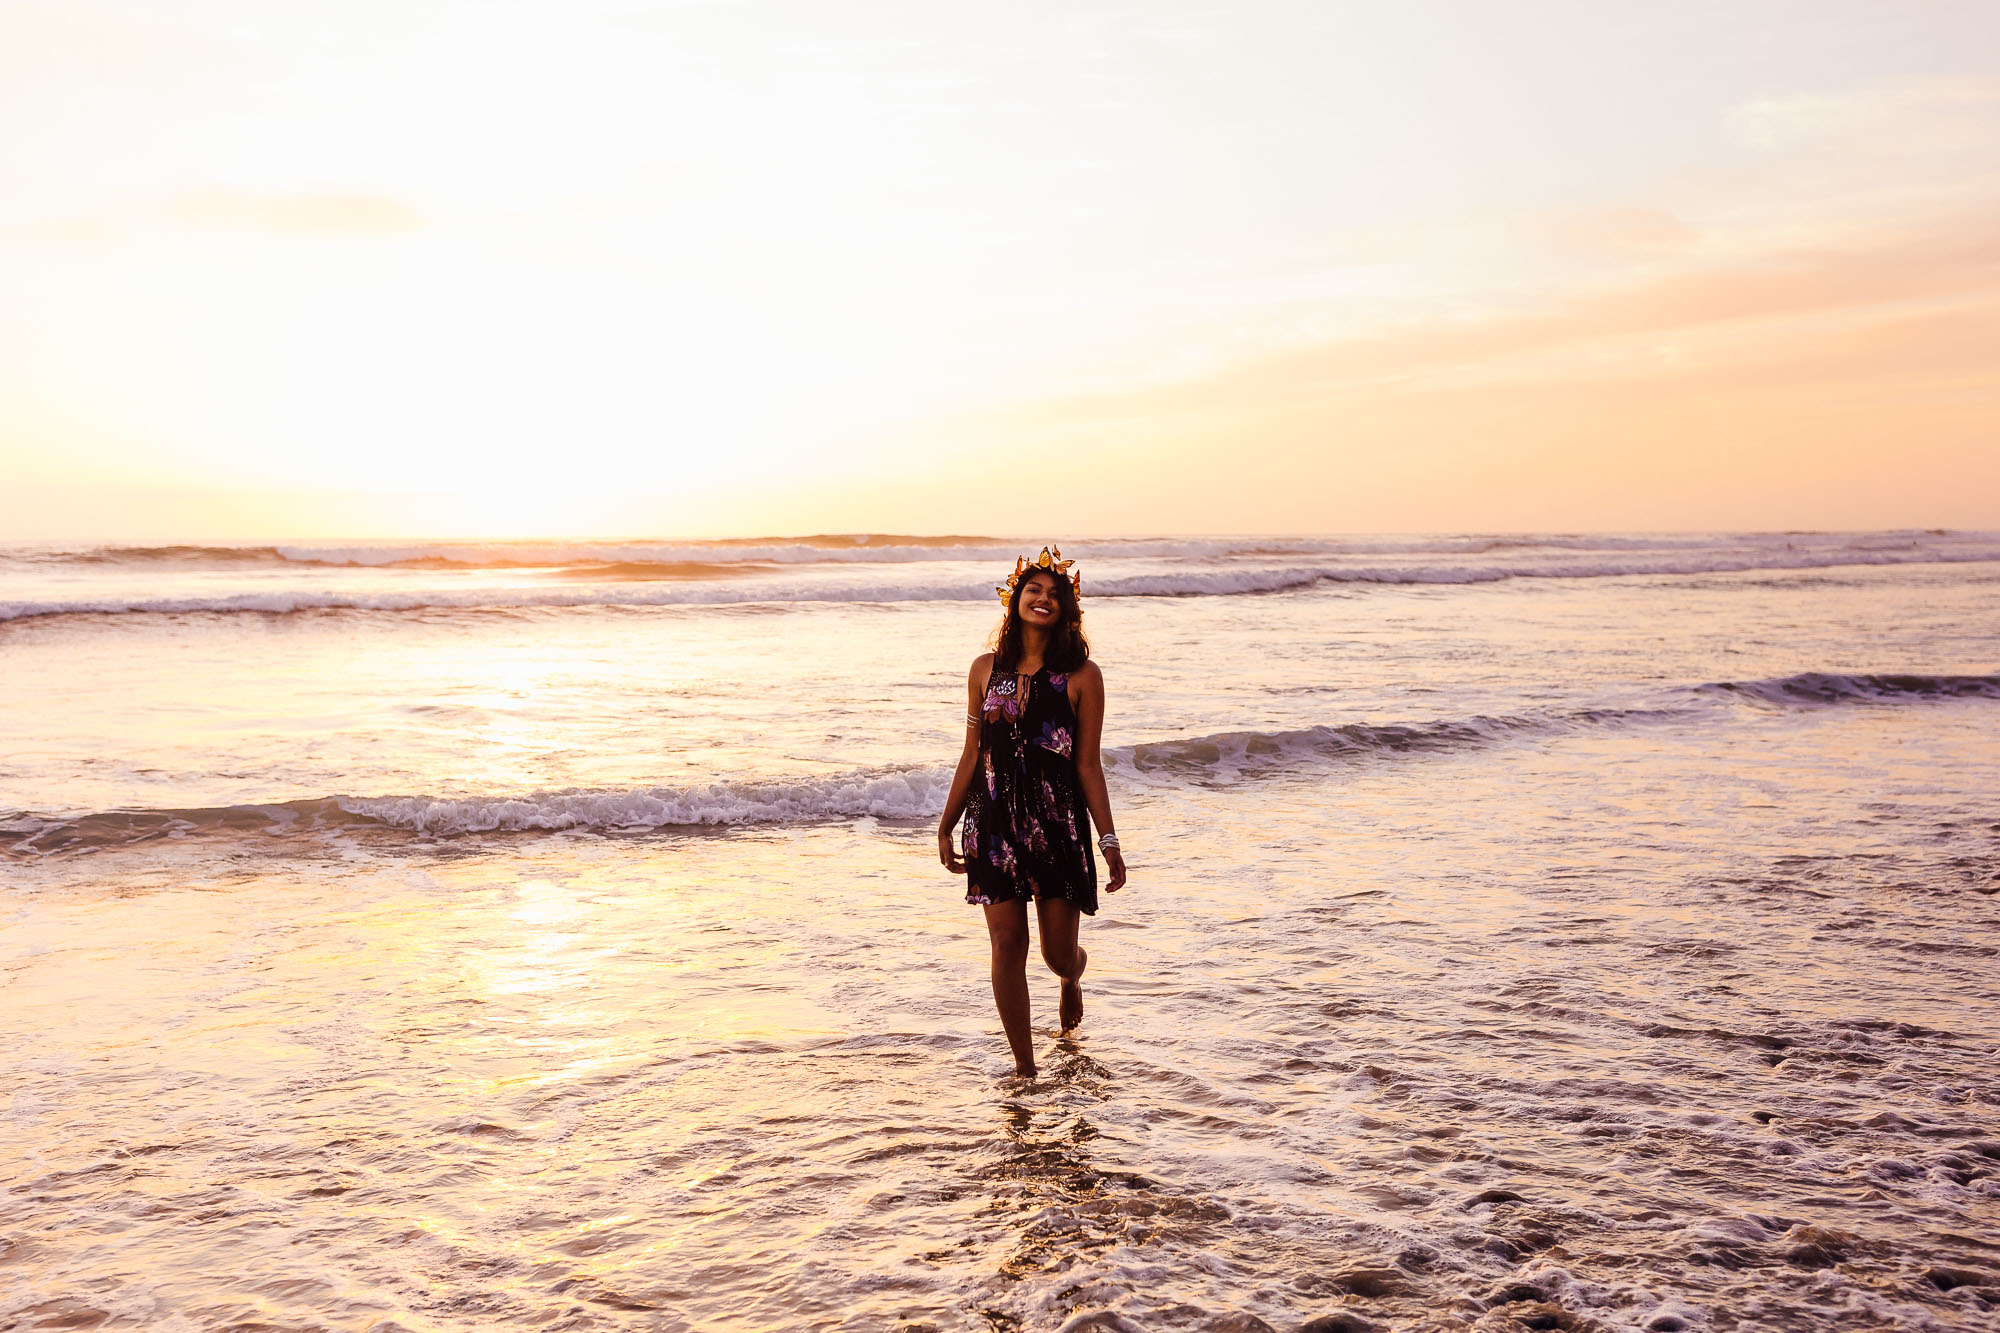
[2,3,1997,536]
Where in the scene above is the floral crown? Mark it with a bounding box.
[997,545,1080,606]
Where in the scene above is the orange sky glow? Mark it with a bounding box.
[2,1,1997,540]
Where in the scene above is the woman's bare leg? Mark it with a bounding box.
[1036,897,1086,1033]
[983,901,1036,1076]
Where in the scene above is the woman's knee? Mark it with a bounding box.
[988,924,1031,964]
[1039,938,1078,977]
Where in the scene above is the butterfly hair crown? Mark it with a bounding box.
[997,545,1080,605]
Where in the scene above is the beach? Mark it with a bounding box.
[4,533,1999,1331]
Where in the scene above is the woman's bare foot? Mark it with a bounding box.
[1059,945,1087,1033]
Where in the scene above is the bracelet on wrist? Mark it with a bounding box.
[1097,833,1120,851]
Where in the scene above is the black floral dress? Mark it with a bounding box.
[962,663,1098,914]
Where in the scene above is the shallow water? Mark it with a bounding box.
[4,534,1998,1330]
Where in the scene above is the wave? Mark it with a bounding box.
[0,705,1690,855]
[338,766,955,834]
[1698,672,2000,706]
[6,529,1991,573]
[9,543,2000,624]
[7,674,1993,856]
[0,580,993,622]
[0,538,1011,570]
[33,544,297,566]
[1096,547,2000,597]
[0,535,1461,570]
[543,560,774,581]
[0,708,1611,854]
[0,769,963,855]
[269,537,1021,569]
[0,711,1575,854]
[3,536,1114,570]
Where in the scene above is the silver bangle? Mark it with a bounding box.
[965,713,979,727]
[1097,833,1120,851]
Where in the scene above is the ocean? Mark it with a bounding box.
[4,531,1998,1331]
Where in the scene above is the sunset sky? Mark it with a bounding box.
[3,1,1996,540]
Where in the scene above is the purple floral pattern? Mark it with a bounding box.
[981,673,1023,723]
[959,665,1097,914]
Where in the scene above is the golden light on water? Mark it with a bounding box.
[6,542,1998,1325]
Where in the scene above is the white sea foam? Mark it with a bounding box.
[5,536,1299,569]
[337,715,1579,837]
[269,539,1027,568]
[0,580,989,622]
[2,710,1591,851]
[337,767,954,835]
[4,529,1995,573]
[1097,546,2000,595]
[18,676,1980,853]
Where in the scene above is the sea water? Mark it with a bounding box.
[3,532,1997,1331]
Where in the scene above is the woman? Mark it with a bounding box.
[938,545,1127,1079]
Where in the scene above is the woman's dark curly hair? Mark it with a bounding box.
[992,567,1090,673]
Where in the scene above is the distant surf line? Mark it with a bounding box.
[3,529,1990,572]
[6,546,2000,624]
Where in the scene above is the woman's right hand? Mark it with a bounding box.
[938,825,966,874]
[1103,845,1127,893]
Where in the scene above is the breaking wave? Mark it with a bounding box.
[0,581,986,622]
[1,536,1227,570]
[3,530,1993,574]
[7,544,2000,624]
[1698,672,2000,706]
[14,673,1990,856]
[0,714,1574,854]
[0,769,964,856]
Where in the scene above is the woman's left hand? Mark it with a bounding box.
[938,825,966,874]
[1103,846,1127,893]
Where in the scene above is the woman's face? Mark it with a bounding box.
[1016,572,1063,629]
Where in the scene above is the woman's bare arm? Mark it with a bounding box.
[1071,662,1127,892]
[936,654,990,873]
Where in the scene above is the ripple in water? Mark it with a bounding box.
[5,700,1999,1331]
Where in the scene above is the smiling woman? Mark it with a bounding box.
[938,545,1127,1079]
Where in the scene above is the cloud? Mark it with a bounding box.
[166,188,424,235]
[0,2,163,77]
[1726,79,2000,155]
[868,212,2000,532]
[1125,215,2000,407]
[1553,208,1700,257]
